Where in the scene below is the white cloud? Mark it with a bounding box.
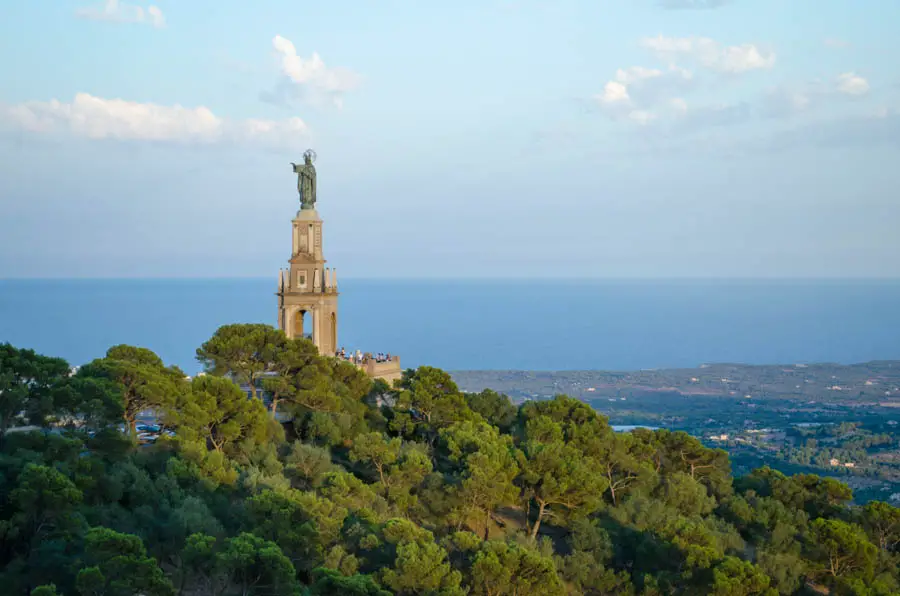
[836,72,870,96]
[235,117,309,147]
[587,34,876,140]
[615,66,664,85]
[75,0,165,28]
[0,93,308,148]
[597,81,630,104]
[762,73,872,118]
[264,35,360,109]
[594,65,694,122]
[641,35,775,73]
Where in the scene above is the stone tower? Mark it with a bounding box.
[276,165,338,356]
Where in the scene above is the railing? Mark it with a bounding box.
[338,354,399,366]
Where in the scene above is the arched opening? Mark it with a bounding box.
[293,309,312,340]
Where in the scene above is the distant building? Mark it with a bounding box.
[829,458,840,466]
[844,462,856,468]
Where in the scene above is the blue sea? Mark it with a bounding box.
[1,279,899,374]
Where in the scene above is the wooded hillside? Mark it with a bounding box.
[1,324,899,595]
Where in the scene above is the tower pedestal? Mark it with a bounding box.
[276,209,339,357]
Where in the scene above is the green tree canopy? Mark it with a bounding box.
[260,337,333,417]
[393,367,475,438]
[76,526,174,596]
[861,501,900,553]
[468,540,565,596]
[808,518,878,585]
[77,345,185,436]
[440,421,521,539]
[464,389,517,432]
[0,343,71,440]
[216,532,299,596]
[175,375,273,455]
[196,324,286,400]
[2,341,900,596]
[519,417,608,537]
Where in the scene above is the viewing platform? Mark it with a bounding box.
[338,352,403,385]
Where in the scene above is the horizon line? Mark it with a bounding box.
[448,359,900,374]
[3,275,900,282]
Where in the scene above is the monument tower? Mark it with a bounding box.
[275,150,401,383]
[276,149,339,356]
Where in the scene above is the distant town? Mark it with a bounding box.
[452,361,900,503]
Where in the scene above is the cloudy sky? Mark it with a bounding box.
[1,0,898,279]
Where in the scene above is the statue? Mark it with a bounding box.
[291,149,317,210]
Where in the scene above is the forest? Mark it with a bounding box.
[1,323,899,596]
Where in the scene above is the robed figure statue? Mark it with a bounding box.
[291,149,317,210]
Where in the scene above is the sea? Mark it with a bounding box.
[1,278,899,375]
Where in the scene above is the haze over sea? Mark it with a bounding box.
[2,278,899,376]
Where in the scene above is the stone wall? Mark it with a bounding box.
[361,356,403,385]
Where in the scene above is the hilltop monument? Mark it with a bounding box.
[276,149,338,356]
[276,150,401,383]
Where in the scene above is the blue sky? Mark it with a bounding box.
[1,0,898,279]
